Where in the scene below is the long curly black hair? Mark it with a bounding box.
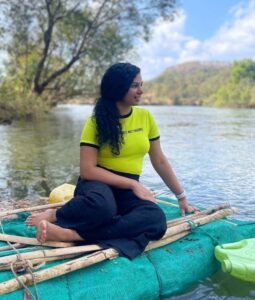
[94,63,140,155]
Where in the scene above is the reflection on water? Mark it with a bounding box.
[0,104,255,299]
[171,270,255,300]
[0,105,93,208]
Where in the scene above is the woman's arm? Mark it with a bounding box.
[149,139,197,215]
[80,146,155,202]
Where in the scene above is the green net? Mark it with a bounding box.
[0,198,255,300]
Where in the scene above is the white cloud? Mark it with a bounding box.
[131,12,188,80]
[203,1,255,58]
[133,0,255,80]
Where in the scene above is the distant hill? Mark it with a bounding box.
[143,61,231,105]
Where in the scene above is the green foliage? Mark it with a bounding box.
[231,59,255,84]
[144,59,255,108]
[212,81,251,108]
[209,59,255,108]
[0,0,177,122]
[144,62,231,106]
[0,78,49,120]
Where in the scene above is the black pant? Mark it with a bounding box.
[56,179,167,259]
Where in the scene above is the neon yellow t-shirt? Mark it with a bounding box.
[80,107,160,175]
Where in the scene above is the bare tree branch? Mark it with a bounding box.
[35,0,110,93]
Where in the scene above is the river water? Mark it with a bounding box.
[0,105,255,299]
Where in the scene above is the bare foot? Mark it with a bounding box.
[36,220,84,243]
[25,209,57,227]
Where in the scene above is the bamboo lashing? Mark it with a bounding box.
[0,206,237,294]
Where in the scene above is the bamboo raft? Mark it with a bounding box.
[0,198,255,300]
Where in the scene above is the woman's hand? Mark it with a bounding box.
[178,197,199,216]
[131,181,156,202]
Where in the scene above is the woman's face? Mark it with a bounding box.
[121,73,143,106]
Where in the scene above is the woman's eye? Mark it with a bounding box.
[131,82,142,88]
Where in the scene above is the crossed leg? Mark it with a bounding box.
[36,220,84,243]
[25,209,57,227]
[25,209,83,243]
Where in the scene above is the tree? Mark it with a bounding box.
[0,0,177,107]
[231,59,255,84]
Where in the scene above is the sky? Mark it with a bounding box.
[132,0,255,80]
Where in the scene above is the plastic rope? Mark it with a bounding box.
[184,219,224,247]
[0,218,40,300]
[195,226,223,248]
[186,220,197,231]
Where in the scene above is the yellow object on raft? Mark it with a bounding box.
[48,183,76,204]
[215,238,255,283]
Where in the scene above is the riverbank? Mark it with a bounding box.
[2,99,254,125]
[0,107,13,125]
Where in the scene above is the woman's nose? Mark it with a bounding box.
[138,86,143,94]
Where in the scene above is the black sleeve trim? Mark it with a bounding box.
[80,142,99,149]
[149,136,160,142]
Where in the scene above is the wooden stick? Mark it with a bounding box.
[0,248,118,295]
[0,202,66,218]
[39,197,49,201]
[0,244,102,270]
[146,231,189,251]
[156,199,179,207]
[167,203,230,227]
[164,207,237,239]
[0,243,26,252]
[0,254,82,271]
[0,234,74,248]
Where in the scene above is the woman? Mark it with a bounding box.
[26,63,197,259]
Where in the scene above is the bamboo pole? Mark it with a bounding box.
[39,197,49,201]
[0,243,25,252]
[167,203,230,227]
[0,248,118,295]
[0,244,102,270]
[146,231,189,251]
[0,202,66,218]
[155,199,179,207]
[0,254,82,271]
[163,207,237,239]
[0,234,75,248]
